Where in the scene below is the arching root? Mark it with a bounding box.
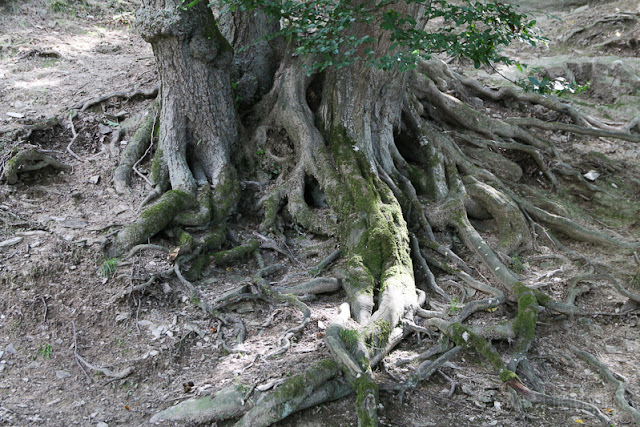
[111,190,196,255]
[571,346,640,426]
[3,149,71,184]
[113,100,159,194]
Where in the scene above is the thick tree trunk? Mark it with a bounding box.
[137,0,238,195]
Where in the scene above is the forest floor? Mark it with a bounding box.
[0,0,639,426]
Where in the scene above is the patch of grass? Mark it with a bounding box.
[99,257,118,278]
[447,296,462,315]
[36,343,52,359]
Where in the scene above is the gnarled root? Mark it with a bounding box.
[3,149,71,184]
[111,190,196,255]
[113,100,159,194]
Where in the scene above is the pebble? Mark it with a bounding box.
[56,370,71,379]
[5,343,17,355]
[97,422,108,427]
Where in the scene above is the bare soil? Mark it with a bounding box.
[0,1,639,426]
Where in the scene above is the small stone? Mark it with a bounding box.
[97,422,108,427]
[605,345,616,352]
[98,124,112,135]
[56,370,71,379]
[570,392,577,398]
[583,170,600,181]
[115,312,131,323]
[5,343,17,354]
[6,112,25,119]
[89,175,101,185]
[57,218,87,229]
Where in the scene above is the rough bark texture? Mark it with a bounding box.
[137,0,238,195]
[217,8,283,108]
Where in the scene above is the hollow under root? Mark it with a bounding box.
[4,149,71,184]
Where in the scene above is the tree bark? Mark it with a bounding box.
[137,0,238,195]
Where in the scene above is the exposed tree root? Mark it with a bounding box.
[75,85,159,112]
[113,100,159,194]
[111,190,196,255]
[66,110,83,162]
[3,149,71,184]
[125,37,640,425]
[571,346,640,426]
[505,117,640,143]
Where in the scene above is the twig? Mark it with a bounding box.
[66,110,83,162]
[72,321,92,383]
[40,296,47,324]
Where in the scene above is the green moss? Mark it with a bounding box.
[449,323,504,371]
[199,227,226,252]
[533,289,552,306]
[149,149,165,186]
[339,328,360,352]
[260,192,281,230]
[499,369,520,383]
[271,359,339,416]
[178,230,194,247]
[184,253,209,281]
[353,374,379,427]
[212,165,240,223]
[405,164,429,195]
[211,239,259,266]
[371,319,391,348]
[141,190,194,222]
[511,282,538,354]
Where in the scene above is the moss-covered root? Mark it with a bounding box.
[508,282,539,372]
[445,197,520,288]
[174,185,213,226]
[111,190,196,255]
[212,164,241,223]
[4,149,71,184]
[523,200,638,250]
[150,384,249,424]
[211,239,259,266]
[235,359,340,427]
[430,318,613,425]
[113,101,158,194]
[354,374,379,427]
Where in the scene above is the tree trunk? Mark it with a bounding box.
[137,0,238,195]
[217,8,283,108]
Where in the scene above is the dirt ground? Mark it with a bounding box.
[0,1,639,426]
